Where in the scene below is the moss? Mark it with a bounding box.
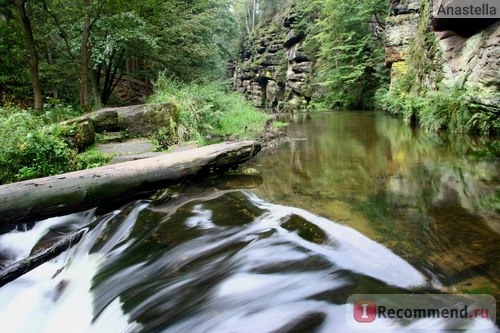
[396,0,443,95]
[391,61,408,78]
[77,146,115,169]
[280,214,328,244]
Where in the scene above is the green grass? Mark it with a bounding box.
[0,108,76,183]
[272,121,289,130]
[148,75,268,146]
[77,146,115,169]
[0,78,268,183]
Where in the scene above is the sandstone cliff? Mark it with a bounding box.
[385,0,499,113]
[231,5,314,111]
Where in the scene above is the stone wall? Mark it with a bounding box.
[385,0,499,111]
[232,6,314,111]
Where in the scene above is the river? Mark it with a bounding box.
[0,111,498,332]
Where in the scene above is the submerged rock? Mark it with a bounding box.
[280,214,328,244]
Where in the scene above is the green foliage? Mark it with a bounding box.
[144,0,239,83]
[0,13,31,103]
[466,108,500,136]
[1,0,240,108]
[375,83,499,135]
[374,86,423,124]
[91,11,158,69]
[148,75,267,146]
[372,0,496,135]
[479,190,500,214]
[272,121,289,129]
[39,99,83,123]
[302,0,389,109]
[0,102,106,183]
[0,109,77,183]
[233,0,292,40]
[419,88,470,132]
[76,146,114,169]
[402,0,443,95]
[151,120,178,151]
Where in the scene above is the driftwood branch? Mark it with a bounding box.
[0,141,261,225]
[0,228,86,287]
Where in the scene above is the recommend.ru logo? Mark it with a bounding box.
[347,294,496,330]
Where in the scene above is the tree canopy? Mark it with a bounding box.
[0,0,239,110]
[302,0,389,109]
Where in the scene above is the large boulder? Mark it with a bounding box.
[91,108,119,132]
[63,103,178,149]
[116,104,177,137]
[62,119,95,152]
[70,103,177,137]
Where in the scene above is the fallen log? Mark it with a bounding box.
[0,141,261,225]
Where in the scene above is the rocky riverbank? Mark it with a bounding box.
[62,103,286,165]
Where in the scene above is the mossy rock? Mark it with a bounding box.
[63,119,95,152]
[281,214,328,244]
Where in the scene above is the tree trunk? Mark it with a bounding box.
[101,49,124,105]
[91,66,102,109]
[79,0,91,111]
[46,44,58,99]
[16,0,43,112]
[0,141,261,225]
[252,0,256,31]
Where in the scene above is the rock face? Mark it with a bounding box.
[384,0,420,80]
[435,19,500,109]
[385,0,499,111]
[232,6,314,111]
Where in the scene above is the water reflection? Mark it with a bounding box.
[248,111,500,297]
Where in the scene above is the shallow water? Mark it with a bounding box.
[0,111,498,332]
[249,112,500,296]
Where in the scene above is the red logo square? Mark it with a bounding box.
[354,300,377,322]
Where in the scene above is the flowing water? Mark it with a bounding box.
[0,111,498,332]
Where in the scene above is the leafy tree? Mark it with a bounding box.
[304,0,389,109]
[90,10,157,106]
[232,0,291,38]
[0,11,31,103]
[143,0,238,82]
[1,0,241,109]
[1,0,43,111]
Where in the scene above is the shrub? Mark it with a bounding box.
[77,146,115,169]
[0,111,77,183]
[374,84,497,135]
[148,75,267,145]
[40,98,83,123]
